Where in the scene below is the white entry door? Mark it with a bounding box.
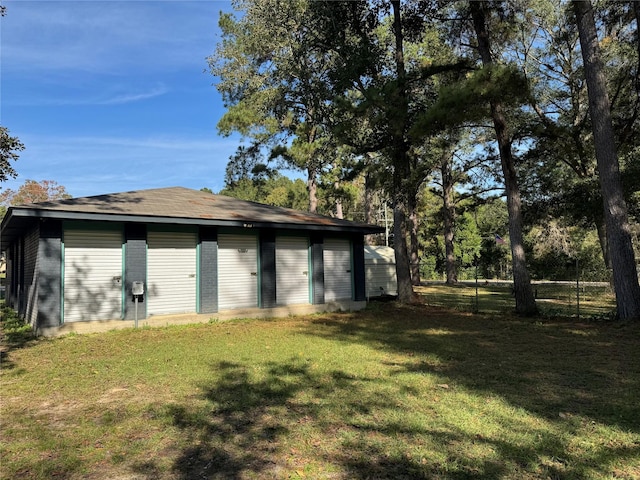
[218,234,259,310]
[63,229,123,322]
[276,236,310,305]
[324,238,352,301]
[147,231,197,315]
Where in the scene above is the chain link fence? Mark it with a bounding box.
[416,254,617,319]
[417,279,616,319]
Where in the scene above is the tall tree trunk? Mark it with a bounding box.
[441,153,457,284]
[364,171,377,245]
[334,181,344,219]
[594,209,612,271]
[634,1,640,94]
[574,0,640,320]
[497,127,537,316]
[570,139,612,272]
[470,1,537,315]
[393,197,414,303]
[307,167,318,213]
[335,199,344,219]
[306,122,319,214]
[390,0,414,303]
[408,195,421,285]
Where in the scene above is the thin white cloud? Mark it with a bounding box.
[0,1,236,197]
[1,133,241,197]
[96,85,171,105]
[8,85,171,107]
[2,1,223,75]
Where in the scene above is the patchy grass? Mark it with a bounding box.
[417,282,616,318]
[1,302,639,479]
[0,304,35,347]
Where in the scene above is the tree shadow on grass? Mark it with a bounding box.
[163,360,396,479]
[160,357,521,479]
[159,352,639,479]
[308,303,640,431]
[167,360,303,479]
[302,303,640,476]
[135,303,639,479]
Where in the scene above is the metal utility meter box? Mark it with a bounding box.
[132,281,144,296]
[132,281,144,328]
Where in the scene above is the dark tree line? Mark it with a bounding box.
[211,0,640,319]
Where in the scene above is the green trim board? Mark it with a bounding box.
[196,242,201,313]
[62,220,125,232]
[257,232,266,308]
[307,240,313,304]
[147,224,198,234]
[218,226,263,236]
[60,236,65,324]
[350,239,355,301]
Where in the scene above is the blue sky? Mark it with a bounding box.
[1,0,243,198]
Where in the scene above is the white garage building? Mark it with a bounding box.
[0,187,383,335]
[364,245,398,298]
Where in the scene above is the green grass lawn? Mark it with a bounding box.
[1,302,639,479]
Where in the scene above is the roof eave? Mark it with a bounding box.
[1,207,384,245]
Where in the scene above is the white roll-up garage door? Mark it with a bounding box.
[218,234,258,310]
[63,229,123,322]
[324,238,352,301]
[147,231,197,315]
[276,236,310,305]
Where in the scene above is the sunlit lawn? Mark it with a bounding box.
[1,300,638,479]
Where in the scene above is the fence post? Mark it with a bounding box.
[474,256,479,314]
[576,258,580,320]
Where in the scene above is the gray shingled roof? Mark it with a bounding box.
[1,187,383,245]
